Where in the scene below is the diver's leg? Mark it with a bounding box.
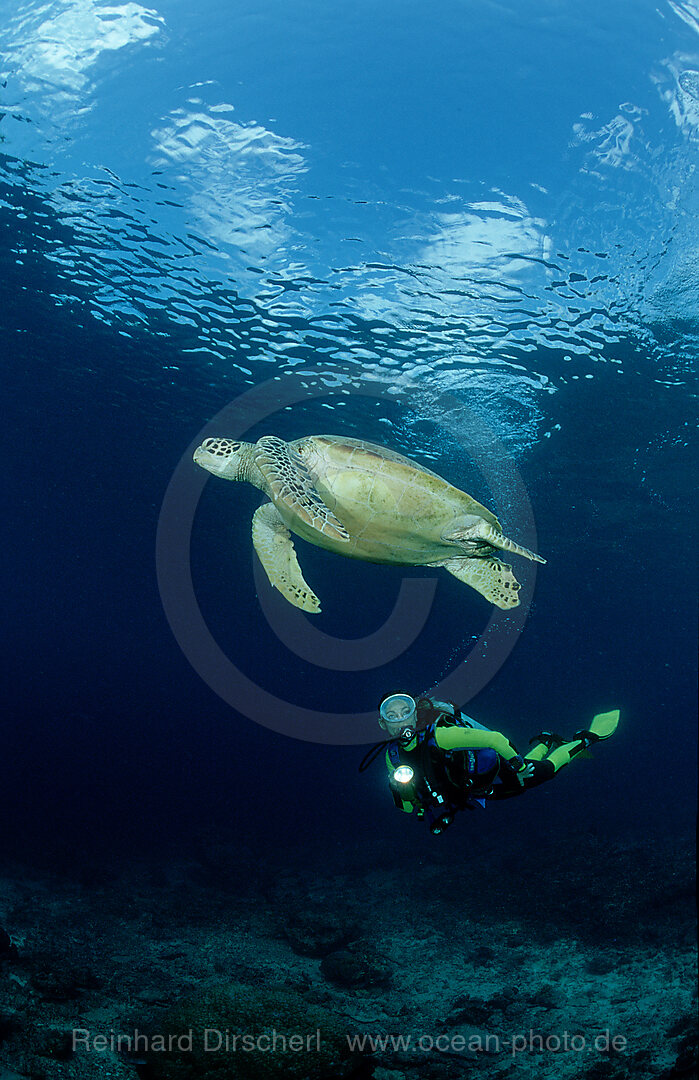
[494,711,620,798]
[546,710,620,773]
[526,731,565,761]
[546,741,584,772]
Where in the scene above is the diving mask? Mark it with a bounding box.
[379,693,417,736]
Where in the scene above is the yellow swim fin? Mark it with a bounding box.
[588,709,620,741]
[547,711,620,773]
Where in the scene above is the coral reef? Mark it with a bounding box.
[0,832,695,1080]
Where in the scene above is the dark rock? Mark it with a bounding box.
[666,1013,699,1039]
[27,1067,50,1080]
[147,982,364,1079]
[0,928,18,960]
[320,943,392,990]
[0,1011,21,1044]
[486,987,519,1013]
[283,905,360,958]
[303,987,334,1005]
[528,983,561,1008]
[30,959,101,1002]
[585,955,617,977]
[445,994,493,1026]
[38,1028,75,1061]
[583,1061,630,1080]
[656,1025,699,1079]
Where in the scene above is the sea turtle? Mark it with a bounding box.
[192,434,545,612]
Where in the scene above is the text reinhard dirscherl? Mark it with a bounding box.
[73,1029,322,1054]
[73,1027,629,1058]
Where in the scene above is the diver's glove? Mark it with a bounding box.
[508,755,535,785]
[517,762,536,784]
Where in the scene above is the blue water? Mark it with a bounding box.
[1,0,697,867]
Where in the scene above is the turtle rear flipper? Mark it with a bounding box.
[252,503,321,613]
[254,435,350,543]
[441,555,521,610]
[443,519,545,564]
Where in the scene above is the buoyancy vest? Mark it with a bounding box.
[386,699,501,815]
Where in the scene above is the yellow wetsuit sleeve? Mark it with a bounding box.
[435,725,519,761]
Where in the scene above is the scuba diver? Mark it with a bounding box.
[359,692,620,835]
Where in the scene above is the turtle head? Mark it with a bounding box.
[193,438,251,481]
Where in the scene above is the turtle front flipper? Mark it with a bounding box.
[443,519,546,564]
[252,503,322,613]
[253,436,350,543]
[441,555,521,609]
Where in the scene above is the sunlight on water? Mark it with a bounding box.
[1,0,697,461]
